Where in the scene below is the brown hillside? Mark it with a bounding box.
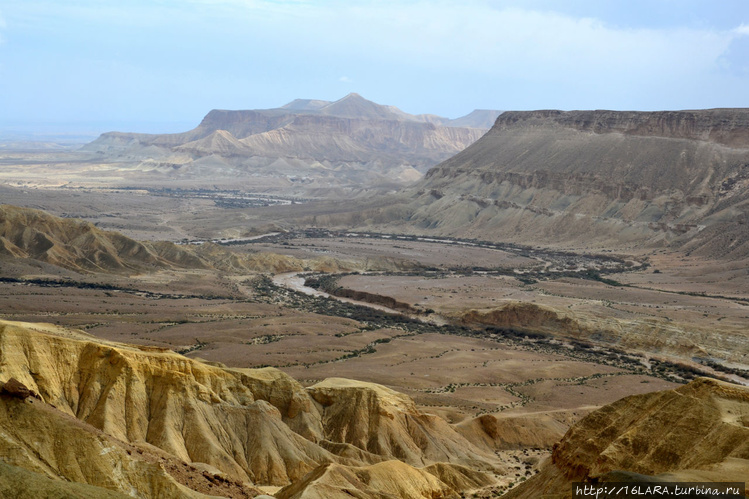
[308,378,501,470]
[239,115,483,165]
[275,460,496,499]
[0,203,196,272]
[456,413,567,451]
[372,109,749,255]
[504,377,749,498]
[0,204,416,274]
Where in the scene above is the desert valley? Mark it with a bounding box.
[1,94,748,498]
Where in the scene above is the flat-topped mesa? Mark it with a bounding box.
[494,109,749,147]
[195,109,293,139]
[398,106,749,257]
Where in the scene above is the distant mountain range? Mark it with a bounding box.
[83,94,501,190]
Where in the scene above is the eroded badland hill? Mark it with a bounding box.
[0,319,502,497]
[505,377,749,498]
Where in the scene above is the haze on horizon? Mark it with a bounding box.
[2,0,749,137]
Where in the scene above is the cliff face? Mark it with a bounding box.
[308,378,499,470]
[394,109,749,255]
[504,378,749,498]
[83,94,496,188]
[495,109,749,146]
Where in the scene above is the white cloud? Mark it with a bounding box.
[734,24,749,36]
[10,1,737,83]
[189,1,730,81]
[366,4,724,72]
[151,0,749,108]
[4,0,747,119]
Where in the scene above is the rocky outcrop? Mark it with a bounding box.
[504,378,749,498]
[326,287,418,313]
[456,413,567,451]
[274,460,495,499]
[0,377,35,399]
[461,302,582,335]
[459,301,749,364]
[308,378,501,471]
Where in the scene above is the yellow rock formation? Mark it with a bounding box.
[505,377,749,498]
[0,319,501,497]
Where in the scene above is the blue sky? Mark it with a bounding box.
[1,0,749,135]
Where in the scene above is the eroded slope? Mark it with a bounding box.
[0,204,414,274]
[376,109,749,255]
[505,377,749,498]
[0,319,502,497]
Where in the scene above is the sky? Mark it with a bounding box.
[1,0,749,136]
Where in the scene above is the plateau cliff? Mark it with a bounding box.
[371,109,749,256]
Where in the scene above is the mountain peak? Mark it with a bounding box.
[318,93,401,120]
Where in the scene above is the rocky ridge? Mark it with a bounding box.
[460,301,749,365]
